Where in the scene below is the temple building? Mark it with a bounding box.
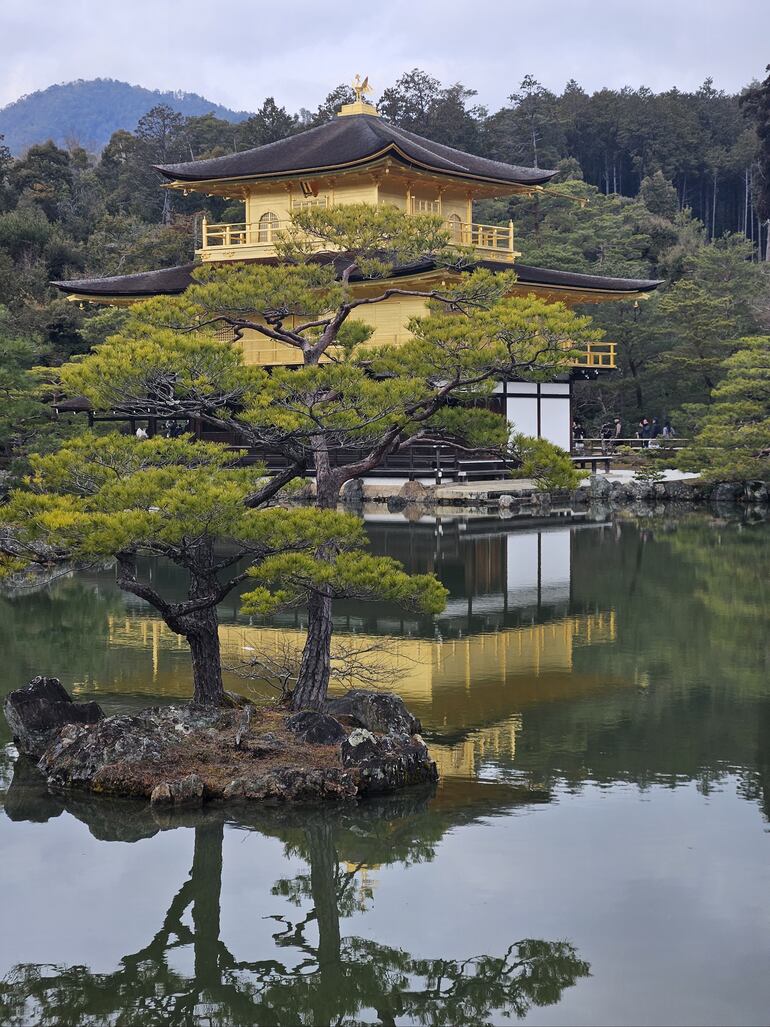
[54,80,663,463]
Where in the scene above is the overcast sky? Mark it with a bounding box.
[2,0,769,113]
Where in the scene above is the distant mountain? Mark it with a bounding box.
[0,78,252,155]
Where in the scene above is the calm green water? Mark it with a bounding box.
[1,511,769,1026]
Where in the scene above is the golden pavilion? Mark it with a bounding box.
[55,79,662,460]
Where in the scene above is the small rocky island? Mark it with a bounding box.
[4,677,437,805]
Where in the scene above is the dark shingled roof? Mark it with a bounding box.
[53,264,196,297]
[53,259,663,300]
[154,114,556,188]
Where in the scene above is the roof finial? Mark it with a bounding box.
[353,74,372,103]
[338,76,379,117]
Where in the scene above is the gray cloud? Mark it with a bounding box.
[1,0,768,113]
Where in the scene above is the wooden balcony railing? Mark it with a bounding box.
[570,341,616,369]
[199,212,518,261]
[201,219,290,249]
[450,220,517,259]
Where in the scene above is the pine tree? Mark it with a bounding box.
[678,336,770,481]
[0,432,445,707]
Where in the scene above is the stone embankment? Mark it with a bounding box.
[4,678,437,806]
[338,476,769,518]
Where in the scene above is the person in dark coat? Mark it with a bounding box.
[640,418,651,448]
[572,420,585,452]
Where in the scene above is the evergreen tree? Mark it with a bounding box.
[238,98,299,148]
[678,336,770,481]
[0,432,444,706]
[741,65,770,254]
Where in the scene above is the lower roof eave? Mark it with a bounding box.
[52,256,664,305]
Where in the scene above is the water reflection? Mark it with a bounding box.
[2,769,588,1026]
[1,512,770,1025]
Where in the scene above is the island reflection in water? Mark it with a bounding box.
[2,777,589,1026]
[1,512,769,1025]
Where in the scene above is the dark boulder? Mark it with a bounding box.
[3,676,103,759]
[38,704,222,793]
[660,479,696,502]
[588,474,613,501]
[325,689,421,736]
[626,479,655,501]
[609,480,630,503]
[711,482,744,504]
[340,728,437,795]
[285,710,347,745]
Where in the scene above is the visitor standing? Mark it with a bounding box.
[573,420,585,453]
[640,418,651,449]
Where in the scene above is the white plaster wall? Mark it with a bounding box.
[506,397,538,438]
[539,397,572,450]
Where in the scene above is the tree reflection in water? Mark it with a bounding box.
[1,767,590,1026]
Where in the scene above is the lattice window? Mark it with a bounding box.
[215,323,237,343]
[258,211,279,242]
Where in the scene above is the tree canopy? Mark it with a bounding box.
[678,336,770,481]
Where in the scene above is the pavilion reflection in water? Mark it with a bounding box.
[96,524,618,782]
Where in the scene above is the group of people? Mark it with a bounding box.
[573,416,675,452]
[635,417,675,448]
[131,420,193,440]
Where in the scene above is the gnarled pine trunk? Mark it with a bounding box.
[290,441,340,712]
[185,606,225,706]
[292,587,333,711]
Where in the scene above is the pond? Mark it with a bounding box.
[1,511,769,1025]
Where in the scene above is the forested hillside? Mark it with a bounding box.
[0,79,249,155]
[2,69,766,242]
[0,68,768,470]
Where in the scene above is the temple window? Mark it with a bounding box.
[258,211,279,242]
[447,213,462,241]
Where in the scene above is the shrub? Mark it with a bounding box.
[633,460,666,485]
[510,433,587,491]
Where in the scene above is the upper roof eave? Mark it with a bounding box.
[153,115,556,190]
[154,146,557,191]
